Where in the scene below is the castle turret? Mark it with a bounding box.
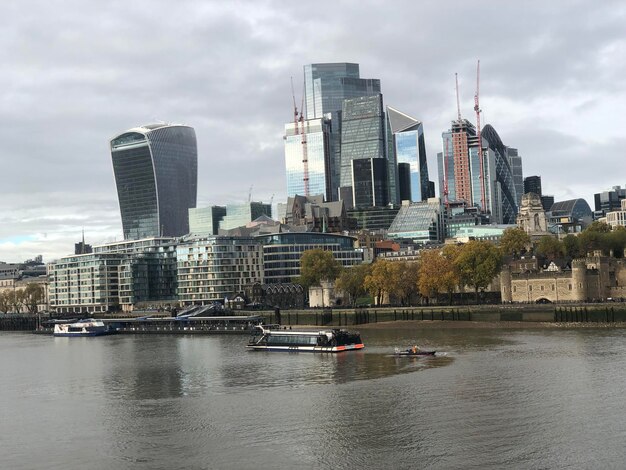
[571,259,587,302]
[500,264,512,303]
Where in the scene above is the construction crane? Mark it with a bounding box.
[443,137,451,210]
[291,78,310,196]
[474,59,486,211]
[455,72,462,122]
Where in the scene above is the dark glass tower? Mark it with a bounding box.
[110,124,198,240]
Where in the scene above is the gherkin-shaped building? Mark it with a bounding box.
[110,124,198,240]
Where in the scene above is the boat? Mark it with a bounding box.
[247,325,364,353]
[393,347,436,357]
[53,319,113,337]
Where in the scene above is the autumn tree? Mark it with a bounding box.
[392,261,421,306]
[0,291,10,314]
[418,249,458,305]
[499,228,531,259]
[5,289,25,313]
[334,263,371,307]
[23,283,45,314]
[535,235,565,261]
[298,249,342,288]
[364,259,398,305]
[455,240,502,303]
[607,226,626,258]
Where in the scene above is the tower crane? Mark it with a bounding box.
[474,59,486,211]
[291,78,309,196]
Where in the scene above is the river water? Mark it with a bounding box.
[2,326,626,469]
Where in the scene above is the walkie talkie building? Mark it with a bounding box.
[110,124,197,240]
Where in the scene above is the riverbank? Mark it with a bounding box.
[356,320,626,330]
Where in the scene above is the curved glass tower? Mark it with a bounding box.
[110,124,197,239]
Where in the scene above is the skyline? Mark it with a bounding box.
[1,0,625,263]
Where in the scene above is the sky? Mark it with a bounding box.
[1,0,625,263]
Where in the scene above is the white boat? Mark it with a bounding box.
[53,319,113,337]
[247,325,364,353]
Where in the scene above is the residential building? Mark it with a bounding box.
[110,124,198,239]
[176,236,264,305]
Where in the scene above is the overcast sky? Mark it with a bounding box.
[1,0,624,263]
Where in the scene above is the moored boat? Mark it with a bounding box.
[53,319,113,337]
[247,325,364,353]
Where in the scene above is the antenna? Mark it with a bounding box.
[474,59,486,211]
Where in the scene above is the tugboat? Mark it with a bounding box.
[247,325,364,353]
[53,319,113,337]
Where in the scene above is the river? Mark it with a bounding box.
[2,326,626,469]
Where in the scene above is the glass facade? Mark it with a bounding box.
[351,158,387,208]
[258,232,362,284]
[387,200,444,243]
[340,94,387,206]
[284,117,332,200]
[303,63,381,200]
[189,206,226,236]
[111,124,197,240]
[220,202,272,231]
[387,107,430,203]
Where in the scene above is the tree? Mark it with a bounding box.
[499,228,531,259]
[418,248,459,304]
[585,221,612,233]
[335,263,371,307]
[455,241,503,303]
[6,289,25,313]
[535,235,565,261]
[364,259,397,305]
[0,291,10,314]
[608,226,626,258]
[298,249,341,288]
[562,234,582,258]
[392,261,421,306]
[23,283,45,314]
[577,229,607,256]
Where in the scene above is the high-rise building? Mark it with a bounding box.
[189,206,226,236]
[507,147,524,208]
[524,175,542,196]
[284,117,332,201]
[340,94,389,207]
[437,120,519,224]
[303,63,381,200]
[387,106,430,202]
[110,124,198,239]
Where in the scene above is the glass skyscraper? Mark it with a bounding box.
[303,63,381,200]
[387,106,430,202]
[284,117,332,200]
[110,124,198,239]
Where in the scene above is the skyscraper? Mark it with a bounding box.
[437,120,519,224]
[110,124,198,239]
[284,116,332,201]
[524,175,542,196]
[387,106,430,202]
[303,63,381,200]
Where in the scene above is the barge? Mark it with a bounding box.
[247,325,364,352]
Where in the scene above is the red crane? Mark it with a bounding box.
[474,59,486,211]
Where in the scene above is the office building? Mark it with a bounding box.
[387,198,445,244]
[110,124,198,239]
[523,175,542,196]
[303,63,381,200]
[387,106,431,202]
[219,202,272,231]
[594,186,626,217]
[507,147,524,208]
[189,206,226,236]
[340,94,389,207]
[284,116,332,201]
[437,121,518,224]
